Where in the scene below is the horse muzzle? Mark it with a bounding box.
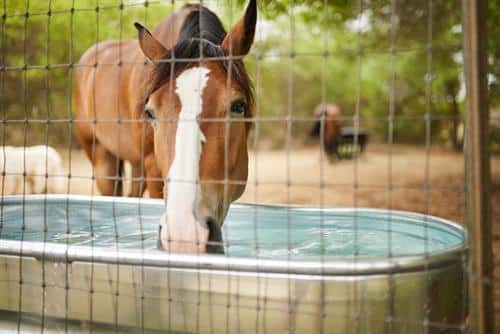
[205,217,224,254]
[157,213,224,254]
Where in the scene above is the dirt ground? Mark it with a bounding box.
[60,144,500,329]
[63,144,497,224]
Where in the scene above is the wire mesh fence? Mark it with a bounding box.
[0,0,494,333]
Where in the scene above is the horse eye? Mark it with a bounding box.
[230,99,247,114]
[144,107,156,120]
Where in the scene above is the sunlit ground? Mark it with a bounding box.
[59,144,499,224]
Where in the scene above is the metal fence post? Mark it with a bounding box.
[462,0,494,333]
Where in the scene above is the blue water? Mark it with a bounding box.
[0,197,465,260]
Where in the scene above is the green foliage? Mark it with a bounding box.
[488,0,500,106]
[0,0,169,146]
[242,0,464,147]
[0,0,498,150]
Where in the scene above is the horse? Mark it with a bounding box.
[0,145,65,195]
[310,103,369,159]
[75,0,256,254]
[309,102,343,157]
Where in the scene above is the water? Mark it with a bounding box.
[0,197,464,260]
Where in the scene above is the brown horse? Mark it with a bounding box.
[75,1,256,253]
[309,102,343,157]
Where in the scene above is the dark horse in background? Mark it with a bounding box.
[75,0,257,253]
[309,102,368,160]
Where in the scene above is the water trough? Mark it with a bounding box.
[0,195,467,333]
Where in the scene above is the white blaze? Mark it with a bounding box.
[160,66,210,252]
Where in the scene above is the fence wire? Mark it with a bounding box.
[0,0,487,333]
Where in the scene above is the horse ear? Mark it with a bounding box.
[221,0,257,56]
[135,22,167,61]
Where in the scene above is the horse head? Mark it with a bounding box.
[135,0,256,254]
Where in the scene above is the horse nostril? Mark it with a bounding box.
[206,217,224,254]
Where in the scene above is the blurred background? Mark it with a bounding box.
[0,0,498,220]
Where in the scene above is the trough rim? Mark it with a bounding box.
[0,194,467,276]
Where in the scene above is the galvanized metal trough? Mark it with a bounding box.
[0,195,467,333]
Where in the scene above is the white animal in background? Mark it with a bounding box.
[0,146,66,195]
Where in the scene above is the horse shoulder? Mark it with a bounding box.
[76,40,135,88]
[78,40,125,65]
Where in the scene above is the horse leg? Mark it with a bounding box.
[75,124,123,196]
[93,144,123,196]
[144,153,163,198]
[128,162,145,197]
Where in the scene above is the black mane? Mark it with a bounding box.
[179,6,227,45]
[141,6,253,116]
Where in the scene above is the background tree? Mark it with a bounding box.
[0,0,498,151]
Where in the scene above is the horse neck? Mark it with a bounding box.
[152,5,198,51]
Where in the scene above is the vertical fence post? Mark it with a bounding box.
[462,0,494,333]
